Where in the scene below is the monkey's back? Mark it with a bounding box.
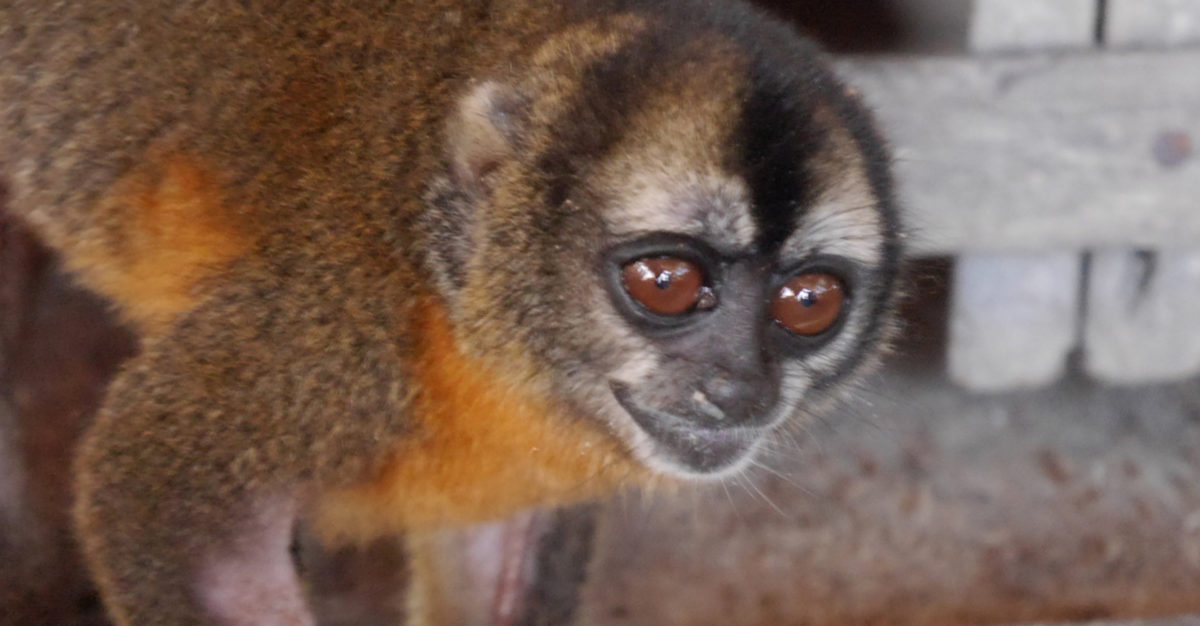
[0,0,557,328]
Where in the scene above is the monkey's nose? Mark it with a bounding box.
[699,376,775,426]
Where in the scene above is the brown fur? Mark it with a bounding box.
[68,156,254,332]
[318,300,642,540]
[0,2,590,623]
[0,0,900,623]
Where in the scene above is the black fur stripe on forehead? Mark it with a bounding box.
[546,0,844,254]
[739,60,828,256]
[532,30,663,212]
[533,6,717,209]
[714,2,842,256]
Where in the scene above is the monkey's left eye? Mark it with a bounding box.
[771,273,846,336]
[621,257,712,315]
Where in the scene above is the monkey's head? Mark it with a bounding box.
[423,6,900,479]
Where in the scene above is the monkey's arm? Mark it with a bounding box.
[74,265,413,626]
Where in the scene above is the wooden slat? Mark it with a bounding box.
[1107,0,1200,47]
[1090,0,1200,384]
[948,253,1081,390]
[970,0,1098,52]
[944,0,1099,392]
[840,51,1200,256]
[1084,249,1200,383]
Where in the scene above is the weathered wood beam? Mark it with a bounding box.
[840,50,1200,257]
[871,1,1101,391]
[1108,0,1200,47]
[970,0,1098,52]
[1084,249,1200,383]
[1084,0,1200,384]
[948,253,1081,391]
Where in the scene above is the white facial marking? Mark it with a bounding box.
[604,168,756,249]
[609,350,660,389]
[777,362,813,411]
[784,172,884,266]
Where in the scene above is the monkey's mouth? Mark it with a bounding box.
[610,383,764,476]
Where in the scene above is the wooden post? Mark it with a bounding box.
[1084,0,1200,384]
[1107,0,1200,47]
[969,0,1098,51]
[947,0,1096,390]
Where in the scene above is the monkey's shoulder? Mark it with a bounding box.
[316,299,642,541]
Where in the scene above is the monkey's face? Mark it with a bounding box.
[580,127,898,478]
[598,236,864,476]
[426,15,900,479]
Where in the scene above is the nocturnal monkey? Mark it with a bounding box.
[0,0,901,623]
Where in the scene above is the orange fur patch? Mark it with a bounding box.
[317,301,643,541]
[69,157,253,333]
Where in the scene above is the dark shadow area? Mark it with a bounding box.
[751,0,970,54]
[0,211,136,626]
[888,256,952,375]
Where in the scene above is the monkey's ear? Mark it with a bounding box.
[446,80,525,197]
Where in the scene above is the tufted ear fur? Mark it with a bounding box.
[422,80,527,301]
[445,80,525,199]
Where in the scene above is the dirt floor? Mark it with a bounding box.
[568,262,1200,625]
[579,359,1200,625]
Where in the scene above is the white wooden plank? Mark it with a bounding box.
[1107,0,1200,47]
[840,51,1200,256]
[970,0,1098,52]
[950,2,1096,392]
[1083,249,1200,383]
[948,253,1081,391]
[1085,2,1200,385]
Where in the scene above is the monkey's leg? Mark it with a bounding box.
[74,358,314,626]
[76,449,310,626]
[71,275,385,626]
[73,266,411,625]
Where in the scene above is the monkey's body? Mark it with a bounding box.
[4,0,629,499]
[1,1,901,624]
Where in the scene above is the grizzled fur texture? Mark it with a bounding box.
[0,0,901,624]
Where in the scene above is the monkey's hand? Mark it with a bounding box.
[74,266,412,625]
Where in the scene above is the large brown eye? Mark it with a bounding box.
[621,257,706,315]
[771,273,846,336]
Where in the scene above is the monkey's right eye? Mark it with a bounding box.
[621,257,709,315]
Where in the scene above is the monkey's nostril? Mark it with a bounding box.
[702,378,740,407]
[700,377,760,422]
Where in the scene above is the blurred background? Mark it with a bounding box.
[3,1,1199,624]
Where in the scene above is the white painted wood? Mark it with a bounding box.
[970,0,1098,52]
[1086,3,1200,385]
[840,51,1200,256]
[948,253,1081,391]
[1107,0,1200,47]
[917,0,1096,391]
[1083,249,1200,384]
